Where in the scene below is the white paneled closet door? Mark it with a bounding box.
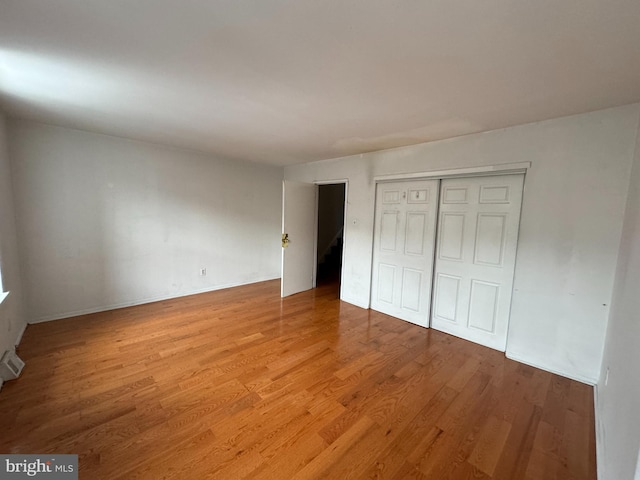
[370,180,439,327]
[431,174,524,351]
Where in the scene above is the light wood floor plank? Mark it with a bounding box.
[0,279,596,479]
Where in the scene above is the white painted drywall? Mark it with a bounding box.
[0,113,27,358]
[595,111,640,480]
[8,120,283,322]
[285,104,640,383]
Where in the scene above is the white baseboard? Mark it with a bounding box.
[506,352,598,385]
[29,276,281,324]
[15,322,27,346]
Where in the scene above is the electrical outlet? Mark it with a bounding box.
[199,268,207,276]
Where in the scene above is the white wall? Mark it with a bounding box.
[595,111,640,480]
[0,113,27,371]
[285,104,640,383]
[8,120,283,322]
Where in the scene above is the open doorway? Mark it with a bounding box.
[316,183,345,287]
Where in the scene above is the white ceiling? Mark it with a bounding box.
[1,1,639,166]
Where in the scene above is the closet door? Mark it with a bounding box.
[371,180,439,327]
[431,174,524,351]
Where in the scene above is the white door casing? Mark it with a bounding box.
[281,180,317,297]
[370,180,439,327]
[431,174,524,351]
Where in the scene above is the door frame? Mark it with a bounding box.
[281,178,349,298]
[370,162,530,337]
[315,179,349,299]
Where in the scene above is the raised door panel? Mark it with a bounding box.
[479,185,511,204]
[433,273,461,323]
[382,189,401,204]
[400,268,422,312]
[407,187,430,204]
[377,264,396,304]
[405,212,427,256]
[438,213,465,261]
[380,211,399,252]
[474,214,507,267]
[442,186,469,204]
[467,280,500,333]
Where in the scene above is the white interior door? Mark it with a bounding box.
[371,180,439,327]
[431,174,524,351]
[281,180,317,297]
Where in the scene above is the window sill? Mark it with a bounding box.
[0,291,9,306]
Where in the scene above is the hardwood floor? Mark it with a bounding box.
[0,280,596,479]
